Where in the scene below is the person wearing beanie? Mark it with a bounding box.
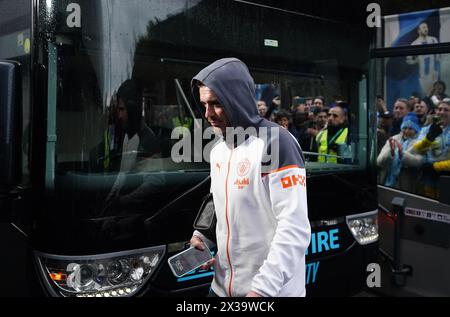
[377,112,423,192]
[400,112,421,135]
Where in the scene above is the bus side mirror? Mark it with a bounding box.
[193,193,216,244]
[0,61,22,186]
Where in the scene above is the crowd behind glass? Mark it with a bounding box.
[257,94,351,165]
[257,80,449,201]
[375,80,449,200]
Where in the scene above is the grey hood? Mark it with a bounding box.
[192,58,305,169]
[192,58,264,129]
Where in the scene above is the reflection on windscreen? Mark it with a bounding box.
[55,56,211,174]
[55,55,367,176]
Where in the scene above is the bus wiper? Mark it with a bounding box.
[143,175,211,225]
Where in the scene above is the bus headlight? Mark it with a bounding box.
[34,246,165,297]
[346,210,379,245]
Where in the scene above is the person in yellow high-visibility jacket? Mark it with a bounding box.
[172,115,193,130]
[172,113,193,139]
[316,105,348,163]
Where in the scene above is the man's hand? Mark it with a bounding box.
[307,127,318,137]
[190,235,206,250]
[427,122,443,142]
[190,235,216,270]
[246,291,263,297]
[395,140,403,158]
[389,138,396,157]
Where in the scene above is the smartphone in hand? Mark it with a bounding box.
[168,245,213,277]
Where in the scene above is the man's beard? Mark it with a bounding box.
[328,124,343,136]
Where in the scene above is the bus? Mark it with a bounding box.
[0,0,378,297]
[372,5,450,296]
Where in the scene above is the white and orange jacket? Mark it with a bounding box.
[192,58,311,297]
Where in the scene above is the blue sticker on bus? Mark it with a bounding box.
[306,228,340,256]
[306,261,320,285]
[305,228,341,285]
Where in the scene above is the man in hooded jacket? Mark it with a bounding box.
[189,58,311,297]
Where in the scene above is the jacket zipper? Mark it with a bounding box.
[225,147,234,297]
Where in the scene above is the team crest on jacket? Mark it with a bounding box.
[237,158,250,177]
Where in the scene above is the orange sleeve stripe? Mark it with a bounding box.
[262,164,304,177]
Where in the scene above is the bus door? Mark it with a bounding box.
[372,7,450,296]
[0,0,35,296]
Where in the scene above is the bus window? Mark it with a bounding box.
[254,72,367,171]
[55,55,210,174]
[375,6,450,200]
[375,54,450,200]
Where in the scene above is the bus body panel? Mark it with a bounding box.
[1,0,378,297]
